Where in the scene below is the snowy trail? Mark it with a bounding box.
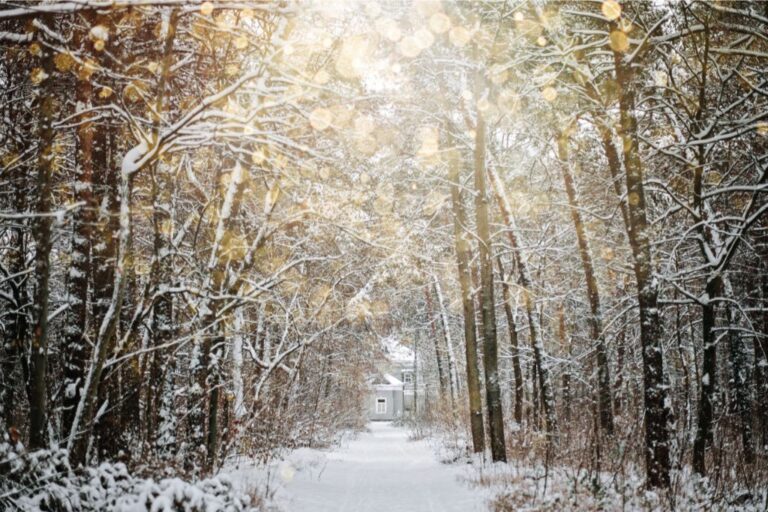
[279,422,489,512]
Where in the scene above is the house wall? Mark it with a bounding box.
[369,388,403,421]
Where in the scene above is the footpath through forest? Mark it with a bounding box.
[272,422,488,512]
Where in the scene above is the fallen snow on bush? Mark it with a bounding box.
[0,438,257,511]
[467,460,767,512]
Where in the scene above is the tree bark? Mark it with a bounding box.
[64,16,97,437]
[472,111,506,462]
[757,267,768,449]
[612,47,671,489]
[145,9,179,450]
[448,143,485,453]
[488,166,557,437]
[28,23,57,449]
[556,132,613,435]
[424,285,448,399]
[497,256,523,425]
[434,275,459,400]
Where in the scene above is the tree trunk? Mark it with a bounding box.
[556,132,613,435]
[28,25,57,449]
[64,18,97,436]
[434,275,459,400]
[488,166,557,437]
[558,307,571,423]
[145,10,179,449]
[448,143,485,452]
[613,48,671,489]
[472,111,506,462]
[497,256,523,425]
[2,172,29,431]
[424,285,448,398]
[757,267,768,449]
[724,282,754,464]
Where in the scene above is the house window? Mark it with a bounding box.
[376,397,387,414]
[403,372,413,384]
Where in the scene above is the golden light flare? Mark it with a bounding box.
[428,12,451,34]
[199,1,214,16]
[449,26,471,47]
[415,0,442,18]
[513,12,525,22]
[234,35,249,49]
[54,52,74,72]
[541,86,557,102]
[30,67,48,85]
[601,1,622,21]
[417,125,439,160]
[414,28,435,50]
[325,104,351,129]
[98,86,113,99]
[354,114,375,136]
[77,59,99,81]
[756,121,768,135]
[29,42,41,56]
[477,97,492,112]
[497,89,520,114]
[251,149,266,164]
[313,69,330,85]
[335,34,376,79]
[609,30,629,52]
[375,17,402,42]
[356,133,378,155]
[399,36,421,58]
[365,2,381,18]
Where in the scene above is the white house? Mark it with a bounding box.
[368,337,423,421]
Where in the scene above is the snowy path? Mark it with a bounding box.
[279,422,488,512]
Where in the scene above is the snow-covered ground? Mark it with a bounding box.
[229,422,490,511]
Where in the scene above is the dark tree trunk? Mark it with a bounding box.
[145,10,179,450]
[472,112,506,462]
[497,256,524,425]
[488,166,557,437]
[724,284,754,464]
[556,132,613,435]
[28,24,57,449]
[448,141,485,453]
[64,19,97,435]
[2,173,29,430]
[613,47,671,489]
[757,268,768,449]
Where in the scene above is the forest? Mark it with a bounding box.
[0,1,767,510]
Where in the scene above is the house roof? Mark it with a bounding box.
[383,373,403,386]
[369,372,404,388]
